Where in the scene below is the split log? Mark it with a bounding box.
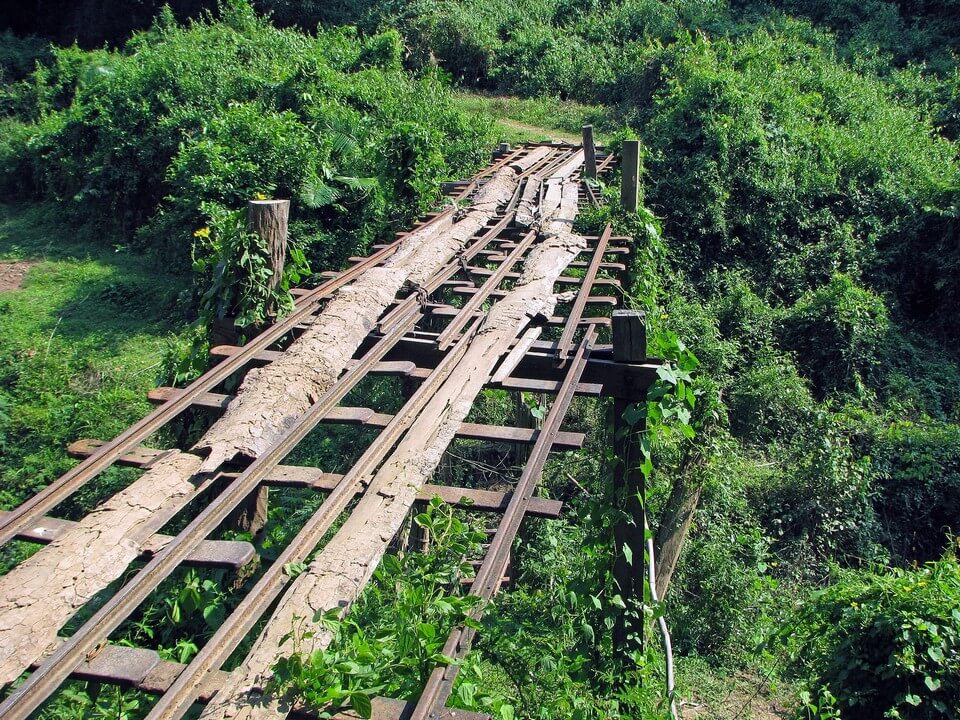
[516,150,584,228]
[0,451,204,685]
[194,146,553,473]
[198,170,586,720]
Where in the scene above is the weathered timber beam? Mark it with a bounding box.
[450,285,618,305]
[0,511,254,569]
[207,345,603,394]
[378,336,659,398]
[425,303,611,326]
[464,265,621,287]
[29,644,488,720]
[147,388,586,449]
[67,440,565,519]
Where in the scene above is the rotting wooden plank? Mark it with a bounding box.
[450,286,618,305]
[382,336,656,397]
[0,451,207,685]
[0,511,255,569]
[194,146,554,472]
[196,160,589,720]
[146,389,585,449]
[67,440,565,519]
[425,303,612,327]
[462,265,621,287]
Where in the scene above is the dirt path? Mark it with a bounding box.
[0,261,36,292]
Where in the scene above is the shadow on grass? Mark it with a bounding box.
[0,201,193,354]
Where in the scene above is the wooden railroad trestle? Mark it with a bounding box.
[0,141,657,719]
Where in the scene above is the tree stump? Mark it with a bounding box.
[247,199,290,318]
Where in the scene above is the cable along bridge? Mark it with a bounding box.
[0,139,658,719]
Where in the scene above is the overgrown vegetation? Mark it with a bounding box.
[3,0,960,718]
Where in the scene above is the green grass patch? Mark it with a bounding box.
[453,91,613,145]
[0,202,191,512]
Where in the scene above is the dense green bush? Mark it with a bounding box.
[728,358,815,446]
[779,274,890,397]
[780,553,960,719]
[867,419,960,562]
[0,2,491,271]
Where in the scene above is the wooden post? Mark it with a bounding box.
[582,125,596,181]
[233,198,289,535]
[612,308,646,363]
[511,391,543,465]
[247,199,290,318]
[620,140,640,213]
[611,309,647,664]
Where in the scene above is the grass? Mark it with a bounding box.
[0,202,192,513]
[453,91,614,145]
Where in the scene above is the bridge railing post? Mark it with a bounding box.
[611,308,647,664]
[583,124,596,181]
[620,140,640,212]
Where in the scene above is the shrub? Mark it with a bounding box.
[779,274,890,397]
[728,357,815,446]
[1,2,491,271]
[779,552,960,719]
[761,414,881,568]
[867,420,960,562]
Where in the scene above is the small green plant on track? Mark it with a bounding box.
[267,498,512,718]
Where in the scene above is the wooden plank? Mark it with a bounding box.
[0,511,255,569]
[381,336,659,398]
[450,285,618,305]
[463,265,621,287]
[67,440,565,518]
[147,389,585,449]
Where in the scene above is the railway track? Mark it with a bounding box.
[0,142,656,719]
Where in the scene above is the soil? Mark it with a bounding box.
[681,673,793,719]
[0,261,37,292]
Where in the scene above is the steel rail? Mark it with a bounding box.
[143,322,484,720]
[435,230,538,350]
[554,224,612,363]
[0,152,513,550]
[412,326,597,719]
[0,309,424,720]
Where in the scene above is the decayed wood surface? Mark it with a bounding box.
[195,146,552,472]
[247,199,289,317]
[0,148,552,689]
[199,173,587,720]
[0,451,203,685]
[516,149,584,228]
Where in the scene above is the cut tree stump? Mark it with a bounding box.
[247,199,289,318]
